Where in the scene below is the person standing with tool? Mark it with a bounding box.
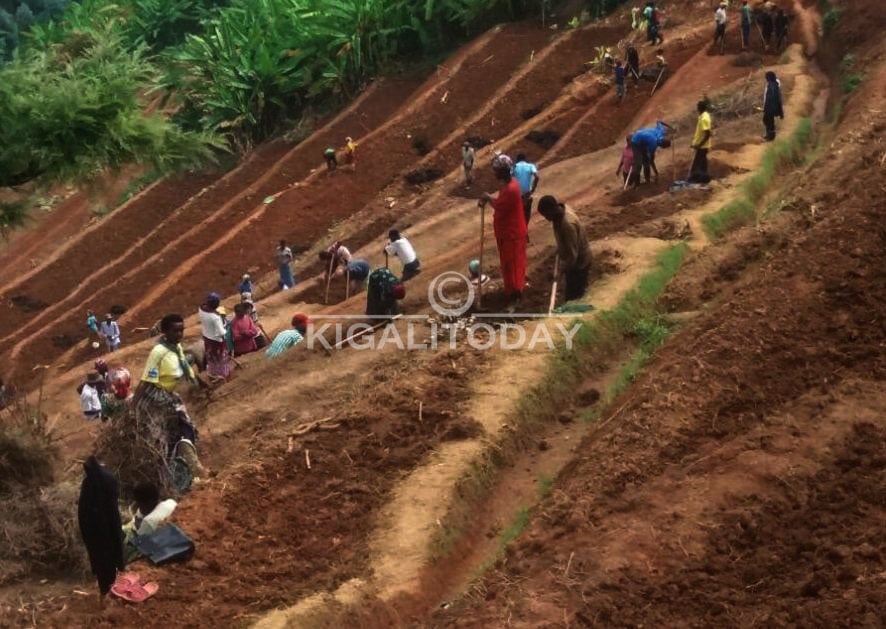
[479,153,527,313]
[689,100,713,183]
[626,45,641,83]
[740,0,753,50]
[713,2,728,53]
[462,141,476,186]
[385,230,421,281]
[537,196,592,302]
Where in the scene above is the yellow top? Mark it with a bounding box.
[346,140,356,154]
[692,111,713,150]
[141,343,194,391]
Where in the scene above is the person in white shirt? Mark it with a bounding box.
[80,371,104,420]
[123,482,178,562]
[198,292,231,379]
[99,314,121,352]
[714,2,728,51]
[384,230,421,281]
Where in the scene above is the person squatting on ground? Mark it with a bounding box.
[276,239,295,290]
[468,258,490,286]
[122,482,177,563]
[385,229,421,280]
[538,196,592,302]
[99,313,121,353]
[238,273,254,297]
[479,153,528,311]
[134,313,206,480]
[462,141,475,186]
[762,71,784,141]
[199,293,231,380]
[614,59,626,100]
[630,121,672,184]
[513,153,540,225]
[714,2,728,52]
[78,455,125,608]
[689,100,713,184]
[266,313,310,358]
[616,135,636,187]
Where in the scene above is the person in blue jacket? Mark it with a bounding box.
[630,121,673,184]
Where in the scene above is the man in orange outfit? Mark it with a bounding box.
[479,153,527,312]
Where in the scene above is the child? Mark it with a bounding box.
[86,310,99,336]
[238,273,254,296]
[614,60,626,100]
[616,135,635,187]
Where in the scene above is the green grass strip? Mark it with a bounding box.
[702,117,813,240]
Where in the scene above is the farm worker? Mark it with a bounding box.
[626,45,641,82]
[689,100,713,184]
[616,135,636,187]
[99,313,121,353]
[740,0,752,49]
[101,366,132,421]
[122,482,177,562]
[86,310,99,336]
[513,154,540,225]
[644,2,663,45]
[479,153,527,311]
[774,8,789,50]
[319,240,351,281]
[134,313,205,479]
[80,371,104,420]
[757,6,774,50]
[537,196,592,301]
[199,292,231,380]
[77,455,125,608]
[385,230,421,281]
[462,141,476,186]
[238,273,254,296]
[631,6,641,29]
[762,71,784,141]
[630,121,672,184]
[345,136,357,169]
[366,268,405,317]
[276,239,295,290]
[345,257,372,294]
[266,313,310,358]
[240,297,267,349]
[714,3,727,51]
[231,302,259,357]
[324,147,338,171]
[94,358,111,388]
[614,59,626,100]
[468,258,490,286]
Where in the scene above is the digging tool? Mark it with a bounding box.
[755,22,769,51]
[548,254,560,315]
[478,203,486,309]
[650,67,666,96]
[622,166,633,190]
[333,313,403,350]
[629,65,640,81]
[323,253,335,304]
[384,250,389,269]
[672,138,677,183]
[345,268,351,300]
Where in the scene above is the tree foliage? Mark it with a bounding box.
[0,27,221,193]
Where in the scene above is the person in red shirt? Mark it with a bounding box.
[479,153,527,311]
[231,303,259,356]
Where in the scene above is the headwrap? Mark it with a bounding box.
[206,292,221,306]
[291,313,311,333]
[94,358,108,373]
[492,152,513,171]
[109,367,131,398]
[468,259,480,275]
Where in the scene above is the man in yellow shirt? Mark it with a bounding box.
[689,100,713,183]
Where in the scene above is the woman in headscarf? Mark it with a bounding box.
[133,314,206,483]
[77,455,124,608]
[479,153,528,311]
[199,292,231,380]
[101,367,133,421]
